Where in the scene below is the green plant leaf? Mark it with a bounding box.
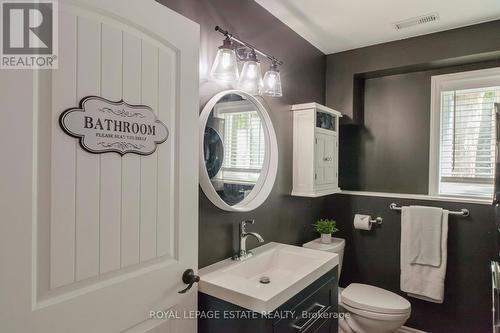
[312,218,338,234]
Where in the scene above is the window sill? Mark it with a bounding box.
[339,190,492,205]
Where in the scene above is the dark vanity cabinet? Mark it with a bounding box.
[198,269,338,333]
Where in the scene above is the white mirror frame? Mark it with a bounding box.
[199,90,278,212]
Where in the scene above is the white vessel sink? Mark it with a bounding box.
[198,242,338,313]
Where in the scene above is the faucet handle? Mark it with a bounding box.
[240,219,255,233]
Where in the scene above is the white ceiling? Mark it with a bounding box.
[255,0,500,54]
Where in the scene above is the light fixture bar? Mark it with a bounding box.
[215,26,283,66]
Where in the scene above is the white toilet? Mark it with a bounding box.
[303,238,411,333]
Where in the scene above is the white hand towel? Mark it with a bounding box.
[400,206,449,303]
[408,206,443,267]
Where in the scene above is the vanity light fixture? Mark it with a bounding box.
[213,26,283,97]
[237,49,263,95]
[210,37,239,82]
[262,61,282,97]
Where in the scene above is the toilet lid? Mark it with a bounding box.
[303,237,345,252]
[341,284,411,314]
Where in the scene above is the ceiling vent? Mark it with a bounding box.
[393,13,440,30]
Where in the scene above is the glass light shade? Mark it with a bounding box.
[210,48,239,82]
[237,60,263,95]
[262,69,282,97]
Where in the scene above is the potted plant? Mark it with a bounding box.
[313,218,338,244]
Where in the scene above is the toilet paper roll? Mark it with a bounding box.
[354,214,372,230]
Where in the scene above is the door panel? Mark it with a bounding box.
[315,135,325,185]
[315,133,336,186]
[121,31,142,269]
[49,4,178,289]
[140,41,160,263]
[323,135,335,184]
[0,1,199,332]
[74,15,101,282]
[99,23,123,275]
[50,8,78,289]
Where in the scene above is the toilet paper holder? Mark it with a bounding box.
[370,217,383,225]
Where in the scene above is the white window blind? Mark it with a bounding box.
[438,86,500,198]
[220,110,265,182]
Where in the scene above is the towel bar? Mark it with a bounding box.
[389,203,469,217]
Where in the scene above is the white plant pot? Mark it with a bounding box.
[320,233,332,244]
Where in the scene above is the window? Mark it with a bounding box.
[214,100,265,184]
[429,68,500,200]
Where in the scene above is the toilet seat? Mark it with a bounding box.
[341,283,411,315]
[340,301,410,321]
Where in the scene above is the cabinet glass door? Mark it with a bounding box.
[316,111,336,131]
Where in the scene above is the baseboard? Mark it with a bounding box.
[397,326,427,333]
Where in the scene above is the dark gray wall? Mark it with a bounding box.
[324,194,496,333]
[157,0,327,268]
[327,20,500,192]
[361,71,431,193]
[154,4,499,331]
[324,21,500,333]
[326,20,500,123]
[355,60,500,193]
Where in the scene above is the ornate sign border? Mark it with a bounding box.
[59,96,169,156]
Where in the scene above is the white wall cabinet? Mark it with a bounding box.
[291,103,342,197]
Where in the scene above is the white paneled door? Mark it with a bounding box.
[0,0,199,332]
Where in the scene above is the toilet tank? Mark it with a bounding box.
[303,238,345,277]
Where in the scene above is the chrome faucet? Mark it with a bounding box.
[233,220,264,261]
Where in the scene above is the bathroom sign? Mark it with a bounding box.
[60,96,169,155]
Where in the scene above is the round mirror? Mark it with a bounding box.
[199,90,278,211]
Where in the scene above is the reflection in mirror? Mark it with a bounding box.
[203,93,265,206]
